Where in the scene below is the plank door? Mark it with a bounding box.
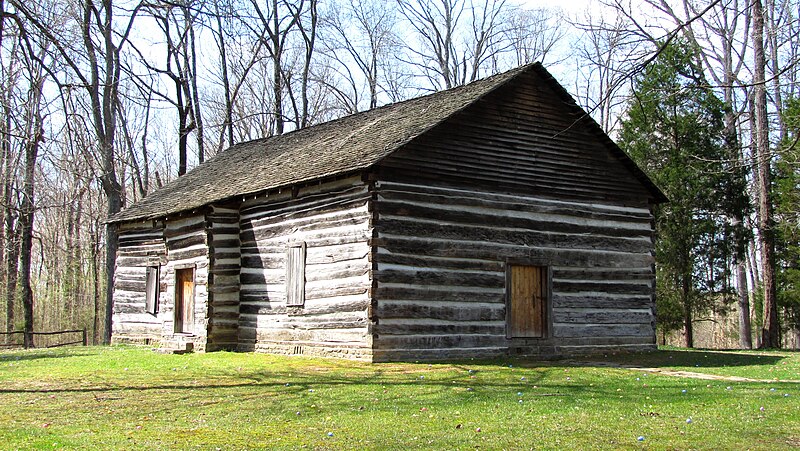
[508,265,546,338]
[174,268,195,333]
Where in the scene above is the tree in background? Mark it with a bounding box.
[775,98,800,345]
[618,41,747,347]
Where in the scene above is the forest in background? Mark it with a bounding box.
[0,0,798,349]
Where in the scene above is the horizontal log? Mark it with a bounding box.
[552,309,654,325]
[371,346,506,362]
[164,219,206,239]
[113,302,149,315]
[210,313,239,323]
[374,238,654,268]
[213,252,241,260]
[118,236,164,247]
[114,280,146,292]
[375,269,504,289]
[168,247,208,261]
[302,297,370,315]
[376,180,650,215]
[239,184,369,220]
[552,323,653,338]
[376,301,504,321]
[241,247,370,270]
[553,267,654,281]
[552,294,653,309]
[552,280,652,295]
[242,327,368,344]
[376,185,652,222]
[373,334,506,349]
[242,197,369,231]
[209,285,239,294]
[375,252,503,272]
[375,201,650,239]
[117,249,166,262]
[306,266,369,283]
[554,335,657,346]
[376,285,504,303]
[307,285,369,301]
[167,234,207,250]
[378,218,650,254]
[211,238,240,249]
[373,322,505,336]
[241,231,369,251]
[241,212,370,243]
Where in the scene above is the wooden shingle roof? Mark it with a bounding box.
[110,63,665,223]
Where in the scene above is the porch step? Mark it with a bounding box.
[154,341,195,354]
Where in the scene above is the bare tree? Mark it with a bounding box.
[752,0,780,348]
[570,9,650,134]
[8,0,143,343]
[206,0,267,152]
[397,0,510,90]
[130,0,203,176]
[501,6,565,67]
[320,0,399,113]
[643,0,755,348]
[285,0,318,128]
[249,0,302,135]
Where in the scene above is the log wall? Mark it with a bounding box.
[112,213,212,351]
[378,69,652,207]
[370,71,658,361]
[160,214,210,351]
[112,221,167,341]
[237,176,373,359]
[370,181,656,361]
[206,205,240,350]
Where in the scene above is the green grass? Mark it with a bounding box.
[606,346,800,381]
[0,346,797,450]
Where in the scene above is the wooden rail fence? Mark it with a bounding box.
[0,329,88,349]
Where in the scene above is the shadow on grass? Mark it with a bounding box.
[0,348,95,362]
[590,349,786,369]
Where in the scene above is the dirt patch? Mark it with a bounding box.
[568,360,800,383]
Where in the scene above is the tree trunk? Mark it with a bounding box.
[20,78,43,348]
[184,3,204,164]
[737,262,752,349]
[5,219,18,343]
[683,277,693,348]
[90,220,101,345]
[272,0,284,135]
[213,1,234,150]
[751,0,780,349]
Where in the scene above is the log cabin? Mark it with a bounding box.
[109,62,667,361]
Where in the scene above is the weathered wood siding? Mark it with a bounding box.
[112,222,167,341]
[112,213,212,351]
[371,71,657,361]
[160,214,210,350]
[378,69,650,206]
[238,176,373,359]
[370,181,656,361]
[206,205,240,350]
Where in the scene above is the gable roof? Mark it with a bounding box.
[110,63,665,223]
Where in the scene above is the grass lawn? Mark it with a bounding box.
[0,346,797,450]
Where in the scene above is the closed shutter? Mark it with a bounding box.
[286,243,306,307]
[145,266,159,314]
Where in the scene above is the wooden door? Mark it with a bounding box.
[174,268,195,333]
[508,265,545,338]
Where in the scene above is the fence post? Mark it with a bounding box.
[82,329,88,346]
